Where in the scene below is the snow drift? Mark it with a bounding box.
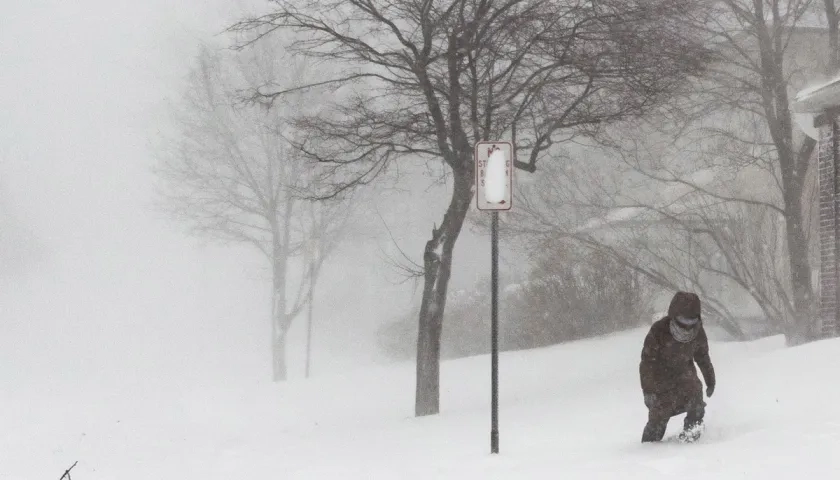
[2,328,838,479]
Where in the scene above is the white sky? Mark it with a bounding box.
[0,1,270,388]
[0,0,503,390]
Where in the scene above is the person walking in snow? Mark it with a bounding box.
[639,291,716,443]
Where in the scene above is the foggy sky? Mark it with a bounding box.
[0,1,502,390]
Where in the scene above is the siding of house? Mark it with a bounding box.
[818,116,840,337]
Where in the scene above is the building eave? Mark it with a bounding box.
[794,77,840,113]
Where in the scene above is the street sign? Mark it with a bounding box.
[474,141,512,455]
[475,141,513,211]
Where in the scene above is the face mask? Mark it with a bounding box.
[670,316,699,343]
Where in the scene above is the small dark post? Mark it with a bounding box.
[491,210,500,454]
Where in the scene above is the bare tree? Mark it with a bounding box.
[227,0,712,415]
[691,0,821,344]
[510,0,835,344]
[602,134,813,340]
[507,158,747,338]
[301,198,350,378]
[153,41,350,381]
[634,0,837,343]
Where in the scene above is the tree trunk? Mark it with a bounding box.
[271,200,294,382]
[415,167,474,417]
[825,0,839,73]
[272,252,289,381]
[756,24,816,344]
[783,190,815,346]
[272,330,289,381]
[777,132,816,345]
[305,255,316,379]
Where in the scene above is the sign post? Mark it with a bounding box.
[475,141,513,455]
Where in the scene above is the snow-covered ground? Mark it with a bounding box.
[2,328,838,479]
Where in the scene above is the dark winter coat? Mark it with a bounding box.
[639,292,715,415]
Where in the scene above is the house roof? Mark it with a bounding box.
[794,74,840,112]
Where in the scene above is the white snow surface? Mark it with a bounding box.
[4,329,840,479]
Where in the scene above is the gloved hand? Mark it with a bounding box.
[643,393,657,409]
[706,383,715,397]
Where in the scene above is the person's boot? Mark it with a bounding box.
[679,399,706,443]
[678,420,704,443]
[642,419,668,442]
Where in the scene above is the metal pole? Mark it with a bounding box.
[491,210,500,454]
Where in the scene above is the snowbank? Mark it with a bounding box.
[2,328,838,479]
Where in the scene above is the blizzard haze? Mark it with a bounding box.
[0,1,377,390]
[3,1,838,478]
[0,0,495,391]
[0,1,260,389]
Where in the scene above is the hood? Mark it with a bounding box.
[667,291,702,343]
[667,291,701,320]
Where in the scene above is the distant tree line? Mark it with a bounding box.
[378,240,654,361]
